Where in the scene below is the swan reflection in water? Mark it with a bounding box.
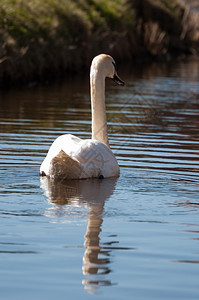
[41,177,118,294]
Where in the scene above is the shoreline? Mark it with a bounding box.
[0,0,199,87]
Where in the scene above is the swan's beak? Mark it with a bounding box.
[112,71,125,86]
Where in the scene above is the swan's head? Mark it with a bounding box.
[91,54,125,86]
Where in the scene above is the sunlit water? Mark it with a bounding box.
[0,59,199,300]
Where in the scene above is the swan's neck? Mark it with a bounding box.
[90,69,109,147]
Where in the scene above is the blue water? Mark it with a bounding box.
[0,59,199,299]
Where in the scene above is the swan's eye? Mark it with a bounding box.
[112,61,118,72]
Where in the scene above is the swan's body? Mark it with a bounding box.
[40,54,124,179]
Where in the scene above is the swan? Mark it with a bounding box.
[40,54,125,179]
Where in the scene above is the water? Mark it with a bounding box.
[0,58,199,300]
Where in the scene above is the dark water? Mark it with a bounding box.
[0,58,199,300]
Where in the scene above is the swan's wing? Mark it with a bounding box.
[48,148,102,179]
[40,134,82,176]
[40,135,119,178]
[72,139,120,178]
[50,150,83,179]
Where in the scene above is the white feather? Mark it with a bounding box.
[40,54,124,179]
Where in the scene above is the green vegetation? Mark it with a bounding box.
[0,0,198,85]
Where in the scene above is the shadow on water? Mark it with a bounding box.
[40,177,126,294]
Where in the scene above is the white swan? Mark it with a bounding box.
[40,54,124,179]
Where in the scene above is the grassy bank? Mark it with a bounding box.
[0,0,199,86]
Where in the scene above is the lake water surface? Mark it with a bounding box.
[0,59,199,300]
